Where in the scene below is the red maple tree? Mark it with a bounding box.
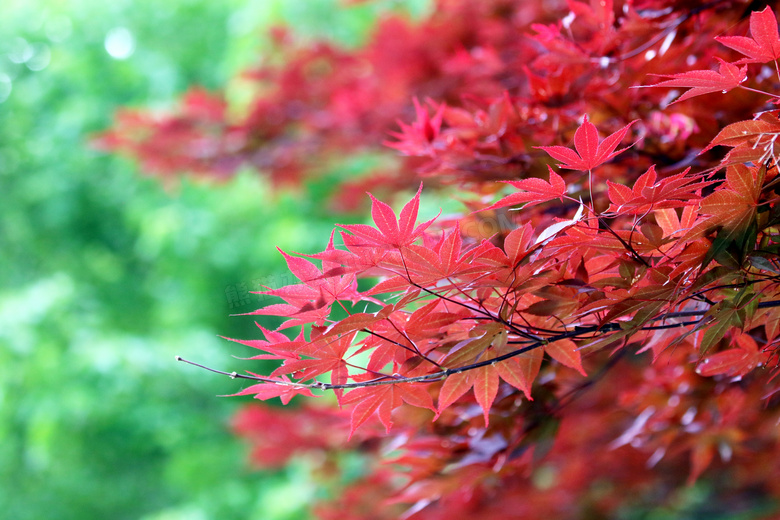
[110,1,780,517]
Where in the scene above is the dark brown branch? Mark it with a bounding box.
[178,299,780,392]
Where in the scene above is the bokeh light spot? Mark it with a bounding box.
[26,43,51,71]
[104,27,135,60]
[8,37,33,64]
[0,74,11,103]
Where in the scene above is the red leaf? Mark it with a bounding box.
[545,338,587,376]
[702,116,780,153]
[437,372,473,416]
[278,248,322,284]
[694,165,762,239]
[323,312,383,338]
[341,382,435,436]
[606,166,708,215]
[385,98,445,156]
[716,7,780,64]
[243,302,332,329]
[273,334,355,389]
[503,224,535,265]
[221,323,304,359]
[696,334,769,377]
[537,115,636,170]
[436,223,466,276]
[343,385,397,435]
[340,183,437,249]
[484,166,567,210]
[472,365,500,426]
[494,349,542,400]
[643,58,747,104]
[230,376,315,405]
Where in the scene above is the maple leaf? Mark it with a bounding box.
[339,183,437,249]
[606,166,710,215]
[432,223,468,277]
[701,113,780,167]
[243,301,333,329]
[681,164,764,269]
[435,323,509,426]
[716,7,780,64]
[502,224,535,265]
[385,98,446,157]
[242,232,370,328]
[483,166,567,210]
[696,334,769,377]
[493,346,543,400]
[260,249,356,306]
[537,115,636,171]
[643,58,747,104]
[545,338,587,376]
[437,367,499,427]
[230,375,316,405]
[222,322,304,360]
[272,333,356,394]
[340,380,435,436]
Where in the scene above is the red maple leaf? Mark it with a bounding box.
[242,232,372,328]
[716,7,780,64]
[437,367,499,427]
[230,375,316,405]
[537,115,636,171]
[643,58,748,104]
[696,334,770,377]
[606,166,711,215]
[340,381,435,436]
[484,166,567,210]
[221,322,304,360]
[545,338,587,376]
[700,112,780,169]
[339,183,438,249]
[272,333,356,393]
[385,98,445,157]
[686,164,764,241]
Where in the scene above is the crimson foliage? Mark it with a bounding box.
[112,1,780,518]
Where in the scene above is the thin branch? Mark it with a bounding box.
[597,216,651,267]
[179,296,780,392]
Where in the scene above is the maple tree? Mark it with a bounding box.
[107,0,780,517]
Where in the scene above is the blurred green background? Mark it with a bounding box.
[0,0,427,519]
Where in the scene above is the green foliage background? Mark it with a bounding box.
[0,0,428,519]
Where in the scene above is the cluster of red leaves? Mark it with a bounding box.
[96,0,544,207]
[96,0,734,205]
[152,1,780,518]
[232,403,348,469]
